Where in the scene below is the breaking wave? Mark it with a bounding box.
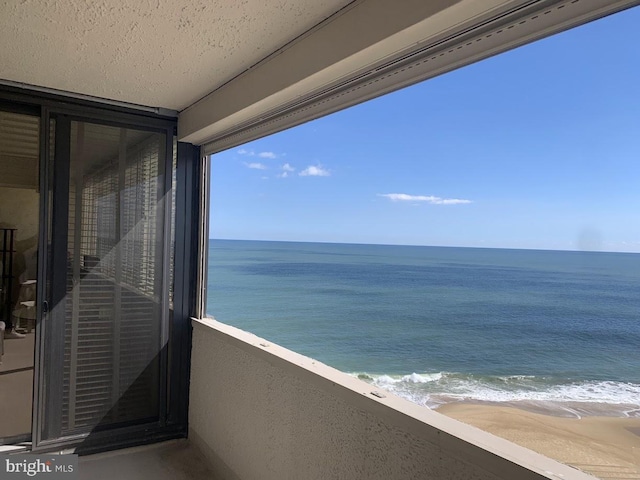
[351,371,640,417]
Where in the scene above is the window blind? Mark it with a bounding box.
[60,122,166,433]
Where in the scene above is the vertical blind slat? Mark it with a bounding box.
[61,123,166,433]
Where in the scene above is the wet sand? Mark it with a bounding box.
[438,403,640,479]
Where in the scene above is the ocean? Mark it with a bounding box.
[206,239,640,418]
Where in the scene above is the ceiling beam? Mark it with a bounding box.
[178,0,477,144]
[179,0,638,152]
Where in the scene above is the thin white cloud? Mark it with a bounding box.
[299,165,330,177]
[281,163,295,172]
[244,162,268,170]
[238,149,281,159]
[277,172,289,178]
[378,193,472,205]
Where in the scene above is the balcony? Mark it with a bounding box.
[0,329,34,439]
[183,318,596,480]
[78,439,215,480]
[4,316,622,479]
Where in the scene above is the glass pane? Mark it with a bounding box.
[53,122,166,436]
[0,110,39,442]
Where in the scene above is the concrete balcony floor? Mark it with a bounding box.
[0,330,35,439]
[2,333,214,479]
[78,440,215,480]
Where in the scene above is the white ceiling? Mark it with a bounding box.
[0,0,353,111]
[1,0,636,149]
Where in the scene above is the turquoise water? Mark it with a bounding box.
[206,239,640,417]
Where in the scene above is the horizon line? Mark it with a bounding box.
[208,237,640,255]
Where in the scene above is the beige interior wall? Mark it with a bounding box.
[189,319,595,480]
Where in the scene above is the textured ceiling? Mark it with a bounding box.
[0,0,353,111]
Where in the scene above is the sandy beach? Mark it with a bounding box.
[438,403,640,479]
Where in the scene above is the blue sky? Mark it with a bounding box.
[209,7,640,252]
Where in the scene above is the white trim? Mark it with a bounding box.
[0,445,28,453]
[195,0,637,154]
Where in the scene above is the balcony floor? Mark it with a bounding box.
[79,439,215,480]
[0,330,35,438]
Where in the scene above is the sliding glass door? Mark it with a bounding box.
[38,115,173,445]
[0,107,40,444]
[0,89,190,452]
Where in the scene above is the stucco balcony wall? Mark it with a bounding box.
[189,318,595,480]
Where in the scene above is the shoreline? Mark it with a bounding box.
[438,402,640,478]
[430,397,640,419]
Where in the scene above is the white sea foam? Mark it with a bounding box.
[402,372,443,383]
[433,379,640,404]
[350,371,640,416]
[370,372,442,385]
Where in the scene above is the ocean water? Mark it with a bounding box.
[206,239,640,418]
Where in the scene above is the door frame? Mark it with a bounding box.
[0,100,40,447]
[35,109,175,452]
[1,85,199,454]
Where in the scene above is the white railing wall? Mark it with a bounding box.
[189,318,594,480]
